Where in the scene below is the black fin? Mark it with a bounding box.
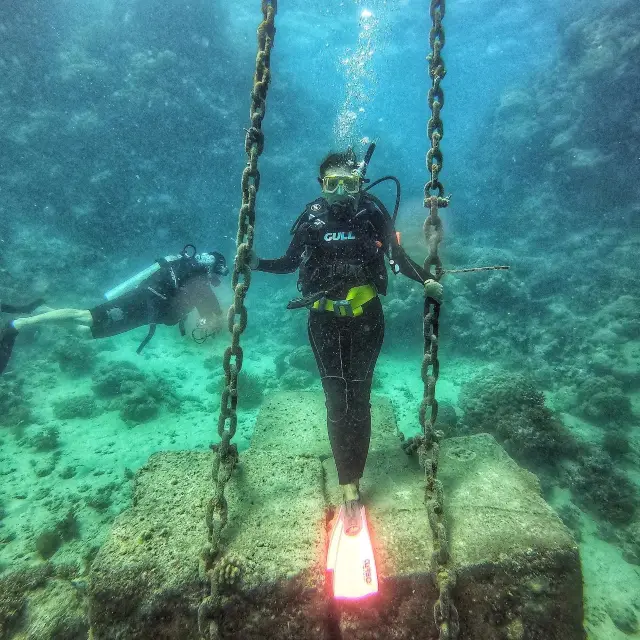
[0,298,45,314]
[0,323,19,375]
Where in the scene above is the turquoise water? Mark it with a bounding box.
[1,1,639,638]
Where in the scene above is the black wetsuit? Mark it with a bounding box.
[256,194,431,485]
[91,257,221,349]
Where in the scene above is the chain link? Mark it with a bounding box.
[403,1,459,638]
[199,2,277,638]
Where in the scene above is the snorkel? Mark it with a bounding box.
[357,141,377,183]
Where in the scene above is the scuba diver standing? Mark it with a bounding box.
[249,145,443,543]
[0,246,229,375]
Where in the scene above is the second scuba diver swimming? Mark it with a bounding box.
[0,246,228,375]
[249,146,444,537]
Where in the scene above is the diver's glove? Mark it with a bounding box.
[423,279,443,303]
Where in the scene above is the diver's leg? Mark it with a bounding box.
[1,309,93,375]
[308,311,353,485]
[342,298,385,491]
[12,309,92,331]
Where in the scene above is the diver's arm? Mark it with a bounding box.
[390,241,432,284]
[195,285,222,318]
[374,204,432,285]
[255,233,305,274]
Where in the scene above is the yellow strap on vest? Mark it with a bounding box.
[312,284,377,317]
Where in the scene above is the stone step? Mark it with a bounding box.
[88,392,585,639]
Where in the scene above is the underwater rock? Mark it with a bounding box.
[434,402,459,437]
[53,394,101,420]
[288,345,316,375]
[89,397,584,640]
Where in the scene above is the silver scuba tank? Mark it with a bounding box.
[104,254,182,301]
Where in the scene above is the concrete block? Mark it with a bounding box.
[251,390,399,455]
[89,392,585,640]
[88,451,211,639]
[322,434,585,639]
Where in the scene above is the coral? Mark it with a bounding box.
[27,426,60,452]
[459,371,577,467]
[0,375,34,430]
[34,510,79,560]
[35,529,63,560]
[207,371,264,409]
[278,368,314,391]
[91,361,146,398]
[212,554,244,594]
[59,465,77,479]
[119,390,159,423]
[602,429,631,460]
[53,338,97,376]
[0,565,52,634]
[86,483,117,512]
[570,453,637,525]
[573,375,632,426]
[92,361,182,424]
[30,452,61,477]
[53,394,101,420]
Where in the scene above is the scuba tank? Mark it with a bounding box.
[103,245,196,301]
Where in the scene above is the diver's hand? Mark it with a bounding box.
[247,249,259,270]
[424,279,443,303]
[198,315,223,336]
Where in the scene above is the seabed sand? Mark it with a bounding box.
[0,320,639,640]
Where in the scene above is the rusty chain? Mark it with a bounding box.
[198,2,277,638]
[401,0,459,638]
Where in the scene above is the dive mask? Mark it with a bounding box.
[321,174,362,195]
[196,252,229,277]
